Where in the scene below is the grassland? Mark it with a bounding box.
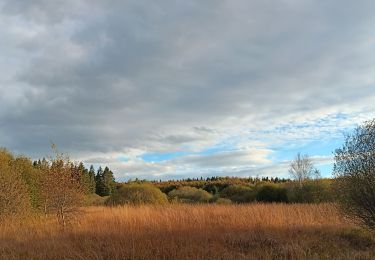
[1,204,374,259]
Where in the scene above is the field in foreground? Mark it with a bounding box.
[1,204,374,260]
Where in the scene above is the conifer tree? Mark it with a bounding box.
[74,162,95,194]
[95,166,116,196]
[87,165,96,194]
[103,166,116,195]
[95,166,106,196]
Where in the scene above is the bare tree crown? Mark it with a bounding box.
[289,153,316,187]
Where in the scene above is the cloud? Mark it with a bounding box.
[174,149,272,168]
[1,0,375,179]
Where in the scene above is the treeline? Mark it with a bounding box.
[0,144,333,223]
[150,176,290,194]
[32,158,116,197]
[121,177,333,204]
[0,148,116,224]
[0,145,332,215]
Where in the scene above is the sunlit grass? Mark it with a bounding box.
[1,204,374,259]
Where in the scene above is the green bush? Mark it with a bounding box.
[168,186,213,203]
[203,184,220,194]
[106,184,168,206]
[219,185,256,203]
[288,180,333,203]
[256,184,288,203]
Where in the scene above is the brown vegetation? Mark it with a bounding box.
[40,153,84,227]
[0,149,31,220]
[1,204,374,259]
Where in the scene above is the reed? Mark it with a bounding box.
[1,204,374,259]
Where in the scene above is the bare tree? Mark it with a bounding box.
[289,153,316,187]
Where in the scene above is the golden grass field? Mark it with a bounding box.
[1,204,374,259]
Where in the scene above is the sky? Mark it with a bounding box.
[1,0,375,181]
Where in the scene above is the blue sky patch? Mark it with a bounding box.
[140,151,189,162]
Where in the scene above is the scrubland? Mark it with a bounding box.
[1,203,374,260]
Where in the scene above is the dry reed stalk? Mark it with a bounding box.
[1,204,373,260]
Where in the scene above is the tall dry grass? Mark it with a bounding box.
[1,204,374,259]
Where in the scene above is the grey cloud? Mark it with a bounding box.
[1,0,375,177]
[1,0,93,23]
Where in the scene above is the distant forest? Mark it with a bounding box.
[1,146,333,219]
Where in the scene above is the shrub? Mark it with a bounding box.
[106,184,168,206]
[13,156,44,210]
[256,184,288,203]
[288,180,334,203]
[333,119,375,229]
[219,185,256,203]
[203,184,220,194]
[0,149,31,220]
[159,185,178,194]
[168,186,213,203]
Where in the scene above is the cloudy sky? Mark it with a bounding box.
[1,0,374,180]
